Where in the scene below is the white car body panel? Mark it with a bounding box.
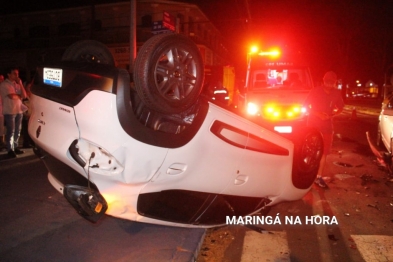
[28,95,83,174]
[380,106,393,153]
[28,62,322,227]
[142,103,298,201]
[73,91,169,184]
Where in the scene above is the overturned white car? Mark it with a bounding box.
[28,33,323,227]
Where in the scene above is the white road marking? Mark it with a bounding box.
[241,231,290,262]
[240,231,393,262]
[310,189,335,262]
[351,235,393,262]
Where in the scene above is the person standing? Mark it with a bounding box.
[0,67,27,158]
[21,79,33,148]
[0,74,5,151]
[304,71,345,188]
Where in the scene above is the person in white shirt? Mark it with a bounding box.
[0,74,5,151]
[0,67,27,158]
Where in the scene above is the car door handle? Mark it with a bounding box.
[234,175,248,185]
[167,163,187,175]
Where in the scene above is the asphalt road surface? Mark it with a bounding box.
[197,107,393,262]
[0,153,204,262]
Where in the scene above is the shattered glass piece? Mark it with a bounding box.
[333,162,353,167]
[334,174,355,180]
[360,174,379,186]
[367,204,379,210]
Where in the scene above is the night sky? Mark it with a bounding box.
[2,0,393,86]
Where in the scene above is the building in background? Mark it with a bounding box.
[0,0,232,82]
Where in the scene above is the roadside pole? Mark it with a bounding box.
[129,0,137,74]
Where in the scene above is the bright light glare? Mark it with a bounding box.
[258,50,280,58]
[292,107,300,113]
[250,46,259,54]
[247,102,259,115]
[264,105,281,118]
[274,126,292,133]
[263,104,307,120]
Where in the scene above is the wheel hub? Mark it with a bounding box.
[174,71,181,78]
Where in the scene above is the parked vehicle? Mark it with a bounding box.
[367,94,393,174]
[376,95,393,151]
[28,33,323,227]
[237,49,314,135]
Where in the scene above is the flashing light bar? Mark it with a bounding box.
[258,51,280,57]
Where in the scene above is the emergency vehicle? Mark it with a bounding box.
[239,47,314,135]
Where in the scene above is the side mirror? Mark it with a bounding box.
[63,185,108,223]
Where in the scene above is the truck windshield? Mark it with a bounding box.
[249,66,312,91]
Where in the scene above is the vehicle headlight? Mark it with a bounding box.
[247,102,260,115]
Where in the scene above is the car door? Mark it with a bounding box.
[135,103,294,225]
[220,122,293,198]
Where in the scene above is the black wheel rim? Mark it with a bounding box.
[154,46,198,102]
[299,133,323,172]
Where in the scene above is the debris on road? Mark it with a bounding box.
[333,162,353,167]
[335,173,355,180]
[328,234,339,241]
[197,227,235,262]
[360,174,379,185]
[367,204,379,210]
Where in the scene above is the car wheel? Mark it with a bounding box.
[61,40,115,66]
[292,129,323,189]
[133,33,204,114]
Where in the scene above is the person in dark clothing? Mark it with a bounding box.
[304,71,345,188]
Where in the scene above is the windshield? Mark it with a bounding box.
[249,66,312,91]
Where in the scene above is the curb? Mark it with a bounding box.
[343,105,380,116]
